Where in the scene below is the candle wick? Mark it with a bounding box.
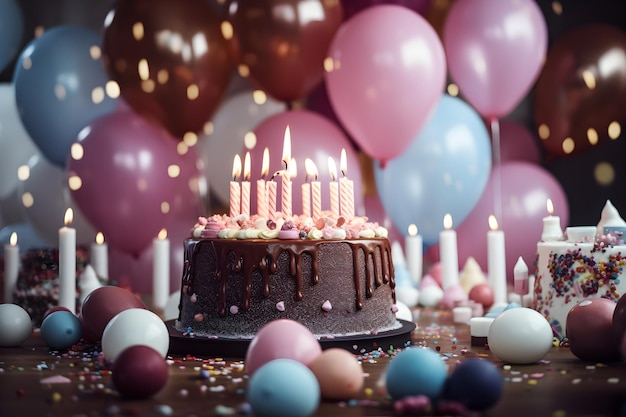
[271,171,281,180]
[341,169,347,178]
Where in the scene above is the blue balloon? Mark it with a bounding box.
[41,311,83,350]
[374,95,491,246]
[0,0,23,72]
[13,25,118,167]
[247,359,320,417]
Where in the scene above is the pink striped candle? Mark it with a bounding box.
[230,154,241,218]
[306,158,322,220]
[339,149,354,219]
[257,148,270,219]
[241,152,251,217]
[328,156,339,218]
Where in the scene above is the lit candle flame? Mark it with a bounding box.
[95,232,105,245]
[64,208,74,226]
[243,152,251,181]
[305,158,318,181]
[408,224,418,237]
[288,158,297,179]
[443,213,453,230]
[328,157,337,181]
[340,148,348,177]
[9,232,17,246]
[546,198,554,215]
[261,147,270,179]
[282,125,291,170]
[232,154,242,181]
[158,228,168,240]
[488,214,499,231]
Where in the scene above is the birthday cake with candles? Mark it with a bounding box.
[175,143,400,339]
[533,200,626,340]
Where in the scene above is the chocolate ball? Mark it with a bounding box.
[566,298,621,362]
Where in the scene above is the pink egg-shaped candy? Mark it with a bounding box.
[112,345,169,398]
[309,348,364,400]
[245,319,322,376]
[567,298,620,362]
[439,284,468,310]
[469,283,495,311]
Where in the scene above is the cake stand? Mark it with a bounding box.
[166,319,416,358]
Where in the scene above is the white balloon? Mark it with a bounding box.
[0,83,38,199]
[17,153,96,245]
[197,91,286,206]
[101,308,169,362]
[0,304,33,347]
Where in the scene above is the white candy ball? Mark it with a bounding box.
[418,285,444,307]
[394,301,413,322]
[396,287,419,307]
[0,304,32,347]
[102,308,169,362]
[487,307,553,364]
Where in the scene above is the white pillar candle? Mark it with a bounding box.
[3,232,19,304]
[339,149,355,219]
[541,198,563,242]
[405,224,423,285]
[152,228,170,311]
[59,208,76,312]
[230,154,242,218]
[241,152,251,217]
[487,215,507,305]
[257,148,270,219]
[439,213,459,290]
[328,156,339,218]
[90,232,108,280]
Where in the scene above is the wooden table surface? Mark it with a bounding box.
[1,308,626,417]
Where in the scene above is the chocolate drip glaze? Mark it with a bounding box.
[181,238,395,318]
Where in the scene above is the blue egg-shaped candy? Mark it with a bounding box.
[41,310,82,350]
[247,358,320,417]
[385,347,447,401]
[443,358,503,410]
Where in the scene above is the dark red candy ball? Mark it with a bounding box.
[80,286,147,341]
[468,283,494,311]
[567,298,621,362]
[612,294,626,340]
[112,345,169,398]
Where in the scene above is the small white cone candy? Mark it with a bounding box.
[79,264,103,305]
[459,257,486,294]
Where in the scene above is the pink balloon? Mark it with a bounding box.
[497,119,542,165]
[426,162,569,285]
[67,110,204,255]
[443,0,547,119]
[244,319,322,376]
[325,5,446,163]
[247,110,364,216]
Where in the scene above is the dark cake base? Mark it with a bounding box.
[166,319,416,358]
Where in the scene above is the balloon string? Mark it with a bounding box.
[491,117,502,226]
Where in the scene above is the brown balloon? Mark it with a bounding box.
[228,0,343,103]
[102,0,235,138]
[534,24,626,159]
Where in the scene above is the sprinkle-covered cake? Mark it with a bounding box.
[533,200,626,339]
[175,213,400,339]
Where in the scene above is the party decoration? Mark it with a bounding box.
[101,308,169,362]
[442,358,503,410]
[197,91,286,206]
[534,24,626,158]
[40,311,83,350]
[18,154,96,246]
[567,298,621,362]
[67,110,204,255]
[374,95,491,245]
[247,359,320,417]
[0,303,32,347]
[341,0,431,20]
[443,0,547,119]
[325,5,446,163]
[0,84,38,200]
[0,222,47,250]
[112,345,169,398]
[427,161,568,284]
[487,307,553,364]
[244,319,322,376]
[13,25,117,167]
[102,0,234,138]
[385,347,447,401]
[0,0,23,72]
[247,110,365,216]
[80,286,147,341]
[229,0,343,103]
[497,119,542,165]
